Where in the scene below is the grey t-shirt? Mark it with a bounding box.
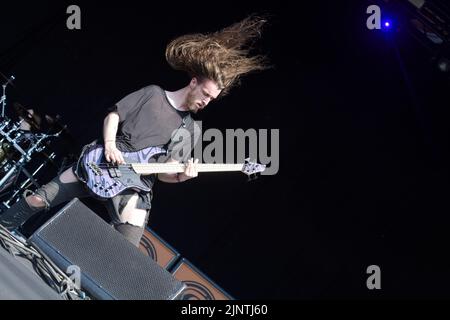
[109,85,194,154]
[106,85,197,189]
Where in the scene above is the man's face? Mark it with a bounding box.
[185,78,222,113]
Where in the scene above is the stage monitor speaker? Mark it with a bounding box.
[139,227,180,270]
[171,258,233,300]
[29,198,185,300]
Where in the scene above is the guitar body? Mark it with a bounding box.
[79,144,166,199]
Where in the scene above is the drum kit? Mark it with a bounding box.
[0,75,78,210]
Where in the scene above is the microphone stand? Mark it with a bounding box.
[1,75,15,118]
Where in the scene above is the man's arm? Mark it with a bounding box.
[157,158,199,183]
[103,111,125,164]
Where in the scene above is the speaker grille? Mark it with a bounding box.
[29,198,185,300]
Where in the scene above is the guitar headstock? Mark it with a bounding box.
[241,159,266,176]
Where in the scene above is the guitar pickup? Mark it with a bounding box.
[107,167,122,178]
[107,167,116,178]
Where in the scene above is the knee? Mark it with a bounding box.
[25,195,47,209]
[114,223,144,247]
[119,208,148,227]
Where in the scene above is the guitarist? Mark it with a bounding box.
[0,15,269,246]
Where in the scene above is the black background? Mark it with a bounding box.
[1,0,449,299]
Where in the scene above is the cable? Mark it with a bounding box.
[0,224,90,300]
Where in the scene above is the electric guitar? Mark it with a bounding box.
[79,143,266,199]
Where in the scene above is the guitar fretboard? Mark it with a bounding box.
[131,163,244,175]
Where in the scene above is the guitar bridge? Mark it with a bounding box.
[88,162,102,176]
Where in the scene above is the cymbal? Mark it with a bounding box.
[44,114,70,134]
[13,102,42,131]
[44,114,60,127]
[43,114,81,150]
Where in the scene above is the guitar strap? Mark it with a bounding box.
[162,114,194,160]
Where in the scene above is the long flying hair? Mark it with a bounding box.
[165,15,270,96]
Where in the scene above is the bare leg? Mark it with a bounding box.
[25,168,80,208]
[119,194,148,227]
[112,194,149,247]
[0,168,88,231]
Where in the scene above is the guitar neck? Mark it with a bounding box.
[131,163,244,175]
